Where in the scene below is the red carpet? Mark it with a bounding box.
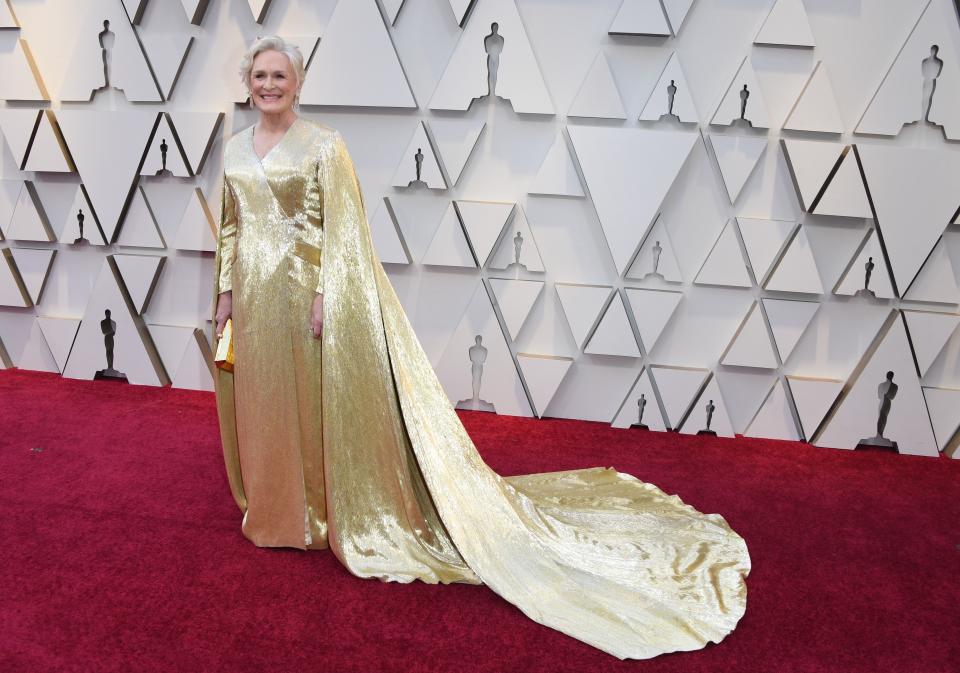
[0,368,958,673]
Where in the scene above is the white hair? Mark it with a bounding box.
[238,36,306,91]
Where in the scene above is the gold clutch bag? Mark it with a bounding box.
[215,318,235,372]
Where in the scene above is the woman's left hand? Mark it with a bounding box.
[311,293,324,338]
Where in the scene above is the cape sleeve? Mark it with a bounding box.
[214,174,238,294]
[316,131,367,296]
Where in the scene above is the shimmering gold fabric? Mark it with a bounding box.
[213,117,751,659]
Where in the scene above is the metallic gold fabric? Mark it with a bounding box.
[213,118,751,659]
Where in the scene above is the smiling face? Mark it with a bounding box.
[248,49,299,114]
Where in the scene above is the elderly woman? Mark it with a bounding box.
[213,36,750,660]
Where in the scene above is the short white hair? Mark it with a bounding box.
[239,36,306,90]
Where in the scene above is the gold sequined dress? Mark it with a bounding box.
[213,117,751,660]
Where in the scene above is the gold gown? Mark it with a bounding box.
[213,117,751,660]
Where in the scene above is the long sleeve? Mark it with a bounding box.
[215,175,238,294]
[316,132,368,296]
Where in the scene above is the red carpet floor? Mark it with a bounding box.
[0,368,958,673]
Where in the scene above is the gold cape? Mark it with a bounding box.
[213,117,750,660]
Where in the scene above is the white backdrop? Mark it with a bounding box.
[1,0,959,457]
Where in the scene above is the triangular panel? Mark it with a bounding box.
[584,292,641,357]
[695,219,751,288]
[710,56,771,128]
[528,131,584,197]
[763,298,819,364]
[639,52,698,123]
[516,353,572,418]
[738,218,796,285]
[623,288,682,353]
[568,126,698,274]
[903,310,960,376]
[754,0,816,47]
[745,379,801,440]
[489,278,544,340]
[681,377,735,437]
[300,0,416,108]
[555,283,612,349]
[783,61,843,134]
[651,366,709,429]
[721,302,778,368]
[568,51,626,120]
[709,135,768,203]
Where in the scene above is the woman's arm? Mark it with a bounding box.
[214,175,238,337]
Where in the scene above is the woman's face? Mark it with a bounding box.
[249,49,298,114]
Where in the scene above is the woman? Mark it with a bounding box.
[213,36,750,660]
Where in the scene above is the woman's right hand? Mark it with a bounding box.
[215,291,232,339]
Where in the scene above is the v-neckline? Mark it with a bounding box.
[252,117,299,164]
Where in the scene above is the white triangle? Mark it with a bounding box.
[300,0,415,108]
[834,230,895,299]
[722,302,778,368]
[905,236,960,304]
[113,254,163,314]
[709,134,768,203]
[436,282,532,416]
[555,284,613,349]
[922,387,960,450]
[457,201,514,267]
[763,298,819,364]
[171,330,213,392]
[567,126,698,275]
[7,184,52,242]
[148,324,194,381]
[517,353,572,418]
[0,179,21,238]
[142,115,191,177]
[765,227,824,294]
[488,207,544,272]
[59,8,161,102]
[710,56,771,128]
[814,150,871,218]
[489,278,544,340]
[117,187,165,249]
[662,0,696,35]
[0,253,28,307]
[695,219,751,288]
[786,376,844,439]
[247,0,272,22]
[23,111,72,173]
[392,122,446,189]
[611,368,667,430]
[857,145,960,294]
[430,0,553,114]
[623,288,682,353]
[904,310,960,377]
[585,293,640,358]
[0,109,39,168]
[784,62,844,134]
[37,317,81,372]
[59,187,104,246]
[180,0,209,24]
[447,0,473,26]
[17,319,58,373]
[857,0,960,138]
[816,317,938,456]
[781,139,845,211]
[529,131,584,198]
[8,248,54,304]
[609,0,670,36]
[139,32,193,100]
[423,202,475,267]
[651,366,709,429]
[62,259,166,386]
[370,199,409,264]
[173,188,216,252]
[568,51,626,120]
[0,38,48,101]
[167,112,223,175]
[745,380,800,440]
[738,218,796,285]
[754,0,816,47]
[626,220,682,283]
[57,110,158,241]
[381,0,405,24]
[681,377,735,437]
[639,52,698,123]
[429,118,485,187]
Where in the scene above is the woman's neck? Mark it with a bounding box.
[257,110,298,134]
